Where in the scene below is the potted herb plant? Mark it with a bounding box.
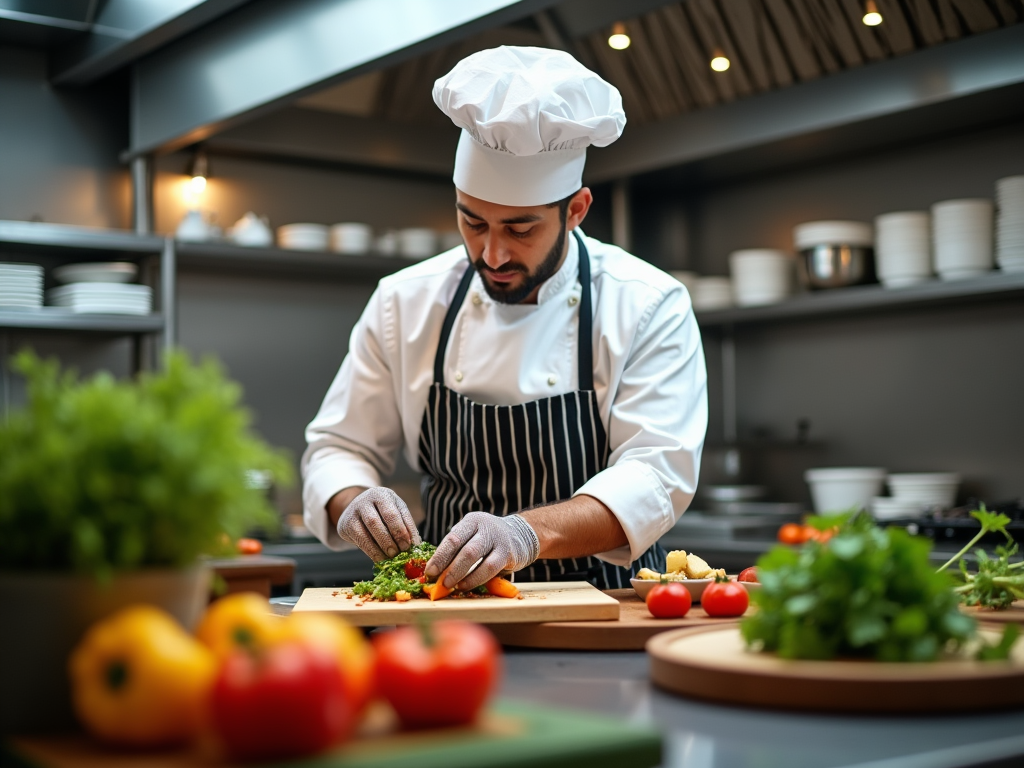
[0,351,292,733]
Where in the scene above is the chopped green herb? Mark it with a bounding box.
[353,542,436,601]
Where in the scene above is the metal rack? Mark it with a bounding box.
[0,220,176,411]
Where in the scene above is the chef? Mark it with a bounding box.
[302,46,707,592]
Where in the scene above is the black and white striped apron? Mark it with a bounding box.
[417,232,665,589]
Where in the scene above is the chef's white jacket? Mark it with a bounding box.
[302,231,708,566]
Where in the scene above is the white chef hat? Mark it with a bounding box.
[432,46,626,207]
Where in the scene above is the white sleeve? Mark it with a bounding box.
[573,286,708,566]
[301,287,405,550]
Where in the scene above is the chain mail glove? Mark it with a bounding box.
[337,487,421,562]
[424,512,540,591]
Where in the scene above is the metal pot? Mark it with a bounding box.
[798,244,873,289]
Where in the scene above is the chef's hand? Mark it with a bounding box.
[336,487,421,562]
[425,512,540,591]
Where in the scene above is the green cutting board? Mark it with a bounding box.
[3,700,661,768]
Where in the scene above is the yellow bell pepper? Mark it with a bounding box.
[195,592,283,659]
[69,605,216,746]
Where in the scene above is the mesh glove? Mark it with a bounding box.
[425,512,540,591]
[337,487,421,562]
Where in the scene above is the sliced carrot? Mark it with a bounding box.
[485,576,520,599]
[423,580,453,601]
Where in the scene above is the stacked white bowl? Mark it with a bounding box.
[874,211,932,288]
[691,277,734,311]
[932,199,993,280]
[728,249,793,306]
[871,472,960,521]
[330,223,373,254]
[398,228,437,259]
[278,223,329,251]
[995,175,1024,273]
[0,262,44,310]
[804,467,887,513]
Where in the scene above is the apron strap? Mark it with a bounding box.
[433,263,475,384]
[573,230,594,392]
[433,231,595,390]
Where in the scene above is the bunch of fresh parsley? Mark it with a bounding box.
[0,350,292,578]
[942,507,1024,611]
[742,513,979,662]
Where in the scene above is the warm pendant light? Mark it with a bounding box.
[862,0,883,26]
[608,22,631,50]
[184,149,209,206]
[710,48,730,72]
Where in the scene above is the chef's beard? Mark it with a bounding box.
[470,218,567,305]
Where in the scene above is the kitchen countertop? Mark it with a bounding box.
[498,648,1024,768]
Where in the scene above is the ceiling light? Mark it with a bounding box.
[710,48,730,72]
[862,0,883,25]
[184,150,209,206]
[608,22,630,50]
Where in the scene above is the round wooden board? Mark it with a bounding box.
[485,589,742,650]
[961,600,1024,624]
[647,625,1024,713]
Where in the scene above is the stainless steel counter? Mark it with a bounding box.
[499,649,1024,768]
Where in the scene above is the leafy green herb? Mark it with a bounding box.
[937,505,1012,573]
[741,513,977,662]
[954,544,1024,610]
[0,351,293,578]
[353,542,437,600]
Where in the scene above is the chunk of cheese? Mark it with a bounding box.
[685,553,713,579]
[665,550,688,574]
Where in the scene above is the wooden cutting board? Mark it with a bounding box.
[5,701,661,768]
[487,589,744,650]
[961,600,1024,624]
[292,581,620,626]
[647,625,1024,713]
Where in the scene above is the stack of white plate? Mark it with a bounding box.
[398,228,437,259]
[0,262,43,310]
[728,249,792,306]
[874,211,932,288]
[330,223,372,255]
[995,175,1024,273]
[871,497,926,521]
[932,199,994,280]
[47,283,152,315]
[278,223,329,251]
[691,277,734,311]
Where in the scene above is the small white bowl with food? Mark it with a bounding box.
[631,550,725,603]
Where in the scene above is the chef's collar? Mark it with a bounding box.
[476,229,580,310]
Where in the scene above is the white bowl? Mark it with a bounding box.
[804,467,886,514]
[278,223,329,251]
[398,228,437,259]
[52,262,138,285]
[887,473,960,507]
[871,496,927,521]
[692,277,734,311]
[729,249,792,306]
[794,220,873,250]
[631,578,712,603]
[330,223,373,254]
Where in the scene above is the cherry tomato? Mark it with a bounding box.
[373,621,500,729]
[236,537,263,555]
[702,579,750,618]
[738,567,758,583]
[403,559,426,579]
[210,641,353,761]
[807,527,836,543]
[646,582,692,618]
[778,523,811,545]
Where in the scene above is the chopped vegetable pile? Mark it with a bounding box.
[741,512,1018,662]
[352,543,520,602]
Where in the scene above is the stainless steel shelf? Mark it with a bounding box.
[175,240,418,280]
[0,220,165,254]
[0,310,165,333]
[695,271,1024,327]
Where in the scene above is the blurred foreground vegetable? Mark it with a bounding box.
[374,620,500,729]
[69,606,215,746]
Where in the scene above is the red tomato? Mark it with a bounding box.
[702,579,750,618]
[210,642,353,761]
[404,559,425,579]
[373,621,500,729]
[738,567,758,583]
[646,582,692,618]
[236,537,262,555]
